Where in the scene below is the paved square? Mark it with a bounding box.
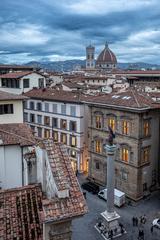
[72,176,160,240]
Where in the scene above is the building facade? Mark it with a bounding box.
[24,89,89,173]
[0,71,46,94]
[87,90,160,200]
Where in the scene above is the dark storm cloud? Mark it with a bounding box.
[0,0,160,63]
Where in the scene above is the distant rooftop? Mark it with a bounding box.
[0,90,27,101]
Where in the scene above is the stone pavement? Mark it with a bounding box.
[72,174,160,240]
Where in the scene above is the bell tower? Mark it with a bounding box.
[86,44,95,70]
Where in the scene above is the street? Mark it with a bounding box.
[72,175,160,240]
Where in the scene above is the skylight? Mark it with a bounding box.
[112,95,120,99]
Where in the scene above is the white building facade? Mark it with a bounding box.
[0,72,46,94]
[24,90,89,173]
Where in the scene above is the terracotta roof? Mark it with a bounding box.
[24,88,84,103]
[96,43,117,65]
[85,90,156,110]
[0,71,33,79]
[0,123,36,146]
[42,140,88,222]
[0,90,27,101]
[0,184,43,240]
[113,70,160,75]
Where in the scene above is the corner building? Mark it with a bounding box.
[86,90,160,200]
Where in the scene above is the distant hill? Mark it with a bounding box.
[25,60,160,72]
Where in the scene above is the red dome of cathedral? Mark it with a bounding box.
[96,43,117,66]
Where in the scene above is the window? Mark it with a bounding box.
[71,150,76,158]
[52,131,58,142]
[70,106,76,116]
[61,133,67,144]
[30,125,35,133]
[70,121,77,132]
[70,136,77,147]
[95,116,102,129]
[122,120,129,135]
[30,101,34,110]
[39,78,44,88]
[44,116,50,126]
[37,127,42,138]
[143,183,147,191]
[24,112,28,122]
[108,117,115,131]
[52,104,57,113]
[24,101,27,109]
[30,114,35,123]
[95,162,100,170]
[121,147,129,162]
[23,78,29,88]
[0,104,13,115]
[45,103,49,112]
[61,119,67,130]
[142,147,150,164]
[95,140,102,153]
[44,129,50,139]
[52,118,58,128]
[37,102,42,111]
[1,79,20,88]
[121,171,128,181]
[143,120,150,137]
[61,104,66,114]
[37,115,42,124]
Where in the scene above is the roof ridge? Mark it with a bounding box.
[131,89,141,108]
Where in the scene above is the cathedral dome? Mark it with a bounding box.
[96,43,117,69]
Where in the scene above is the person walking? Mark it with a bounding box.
[150,225,153,234]
[132,216,135,226]
[135,217,138,227]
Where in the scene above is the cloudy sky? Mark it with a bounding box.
[0,0,160,64]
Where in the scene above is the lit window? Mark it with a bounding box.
[44,129,50,139]
[108,118,115,131]
[53,131,58,142]
[144,121,149,137]
[71,150,76,158]
[44,116,50,126]
[71,136,77,147]
[121,148,129,162]
[122,121,129,135]
[61,119,67,130]
[95,140,102,153]
[95,116,102,129]
[61,133,67,144]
